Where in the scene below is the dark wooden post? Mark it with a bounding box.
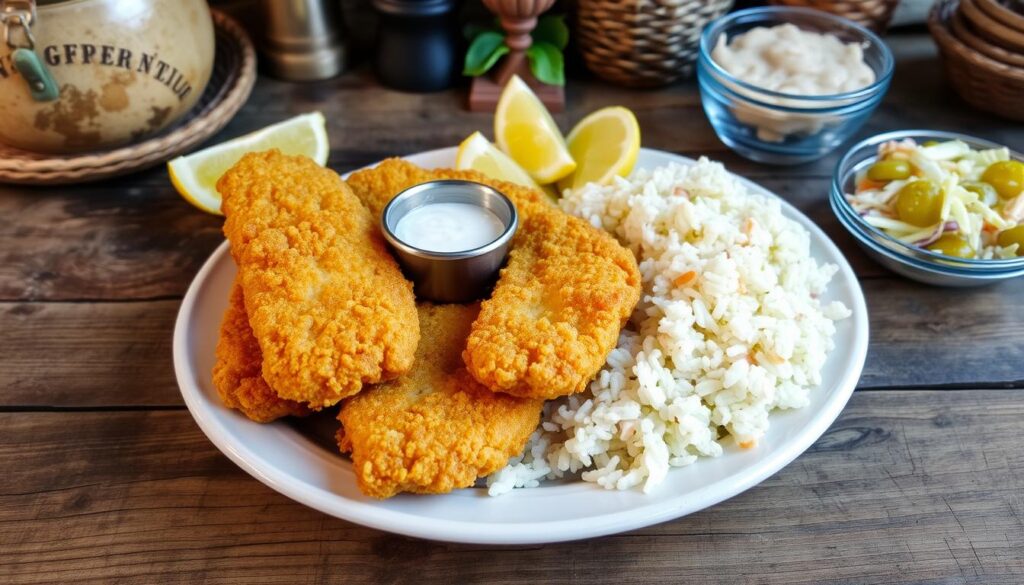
[468,0,565,112]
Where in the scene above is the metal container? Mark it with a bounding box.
[382,180,518,303]
[261,0,345,81]
[372,0,458,92]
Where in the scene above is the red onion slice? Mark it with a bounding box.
[914,221,959,247]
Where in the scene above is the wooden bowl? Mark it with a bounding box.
[974,0,1024,33]
[959,0,1024,52]
[930,0,1024,121]
[950,8,1024,67]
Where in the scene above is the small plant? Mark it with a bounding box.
[463,15,569,86]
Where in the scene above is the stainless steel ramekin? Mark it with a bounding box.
[381,180,518,303]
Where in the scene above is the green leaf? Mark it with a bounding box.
[532,15,568,50]
[463,32,508,77]
[526,41,564,86]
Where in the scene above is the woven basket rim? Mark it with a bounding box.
[959,0,1024,51]
[0,9,257,185]
[973,0,1024,33]
[931,0,1024,82]
[950,7,1024,67]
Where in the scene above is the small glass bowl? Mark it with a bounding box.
[697,7,894,165]
[830,130,1024,287]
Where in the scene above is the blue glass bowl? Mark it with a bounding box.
[830,130,1024,287]
[697,7,894,165]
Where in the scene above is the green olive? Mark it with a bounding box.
[927,234,975,258]
[981,160,1024,200]
[996,225,1024,254]
[895,180,943,227]
[867,159,912,181]
[922,140,940,147]
[962,181,999,207]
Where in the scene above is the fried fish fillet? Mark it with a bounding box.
[218,151,419,408]
[346,158,642,400]
[345,157,548,217]
[337,304,544,498]
[212,282,310,422]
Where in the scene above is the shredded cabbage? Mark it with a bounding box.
[920,140,970,161]
[845,138,1021,260]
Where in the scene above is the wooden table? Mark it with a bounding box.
[2,33,1022,584]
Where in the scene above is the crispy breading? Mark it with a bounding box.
[337,304,543,498]
[464,203,642,398]
[212,282,310,422]
[218,151,419,408]
[345,157,549,218]
[346,158,642,399]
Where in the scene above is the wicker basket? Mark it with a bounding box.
[959,0,1024,52]
[768,0,900,31]
[975,0,1024,33]
[929,0,1024,121]
[950,6,1024,67]
[575,0,733,87]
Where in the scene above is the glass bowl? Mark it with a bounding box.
[830,130,1024,287]
[697,7,894,165]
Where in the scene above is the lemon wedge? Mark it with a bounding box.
[494,75,575,184]
[168,112,329,215]
[456,131,542,188]
[559,106,640,192]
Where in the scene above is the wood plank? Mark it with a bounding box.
[0,301,181,406]
[1,390,1021,584]
[2,274,1023,407]
[0,180,224,301]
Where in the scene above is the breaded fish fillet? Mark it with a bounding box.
[346,159,642,400]
[212,282,310,422]
[345,157,549,217]
[465,203,642,399]
[337,304,544,498]
[218,151,419,408]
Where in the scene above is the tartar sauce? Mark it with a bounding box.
[713,24,875,95]
[394,202,505,253]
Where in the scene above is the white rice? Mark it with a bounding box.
[487,158,851,496]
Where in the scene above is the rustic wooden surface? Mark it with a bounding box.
[1,32,1022,584]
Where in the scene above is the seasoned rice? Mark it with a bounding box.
[487,158,850,495]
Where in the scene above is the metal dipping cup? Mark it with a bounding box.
[381,180,518,303]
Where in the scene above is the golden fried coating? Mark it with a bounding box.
[337,304,544,498]
[212,282,310,422]
[345,157,549,217]
[218,151,419,408]
[346,158,642,400]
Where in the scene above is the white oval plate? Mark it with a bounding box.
[174,148,869,544]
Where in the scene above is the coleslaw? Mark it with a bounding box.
[845,138,1024,259]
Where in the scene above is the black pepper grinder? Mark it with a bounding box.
[372,0,459,92]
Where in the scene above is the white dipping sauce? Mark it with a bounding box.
[712,24,875,95]
[394,202,505,253]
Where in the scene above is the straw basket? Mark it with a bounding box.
[929,0,1024,121]
[768,0,900,31]
[575,0,733,87]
